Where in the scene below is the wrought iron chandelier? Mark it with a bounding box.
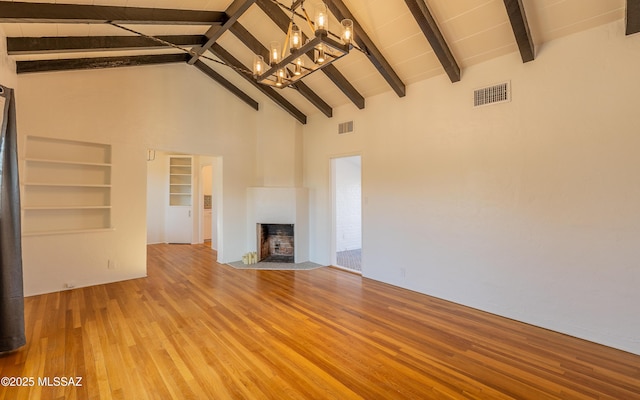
[252,0,354,88]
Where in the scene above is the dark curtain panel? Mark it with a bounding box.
[0,85,25,353]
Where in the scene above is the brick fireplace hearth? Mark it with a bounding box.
[257,223,294,263]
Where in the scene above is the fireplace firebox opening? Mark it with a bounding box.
[257,224,294,263]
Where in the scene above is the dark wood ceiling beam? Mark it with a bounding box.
[7,35,206,55]
[228,22,333,118]
[290,82,332,118]
[228,23,265,56]
[188,0,256,65]
[16,53,189,74]
[193,60,259,111]
[0,1,226,25]
[255,0,364,109]
[255,0,293,40]
[627,0,640,35]
[209,44,307,124]
[503,0,535,62]
[325,0,406,97]
[404,0,460,83]
[321,65,364,109]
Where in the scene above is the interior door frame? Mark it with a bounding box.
[330,153,362,271]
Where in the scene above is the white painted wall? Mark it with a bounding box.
[16,62,297,295]
[255,113,304,187]
[335,156,362,252]
[202,165,213,194]
[212,157,223,252]
[0,27,17,88]
[304,21,640,355]
[146,150,169,244]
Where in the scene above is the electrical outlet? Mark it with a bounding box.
[400,268,406,279]
[108,259,116,270]
[65,282,76,289]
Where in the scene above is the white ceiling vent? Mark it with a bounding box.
[338,120,354,135]
[474,81,511,107]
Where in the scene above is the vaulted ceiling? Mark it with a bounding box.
[2,0,639,124]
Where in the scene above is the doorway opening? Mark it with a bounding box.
[146,151,221,254]
[332,155,362,273]
[200,163,218,250]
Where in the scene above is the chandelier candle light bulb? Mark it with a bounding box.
[341,19,354,44]
[253,55,265,76]
[315,2,329,33]
[270,41,281,65]
[291,24,302,50]
[276,69,285,87]
[294,57,303,75]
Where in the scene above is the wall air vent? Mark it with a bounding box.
[474,81,511,107]
[338,120,354,135]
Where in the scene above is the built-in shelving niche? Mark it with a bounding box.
[169,156,192,206]
[22,136,112,236]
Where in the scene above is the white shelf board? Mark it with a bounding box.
[23,183,112,188]
[25,158,111,167]
[23,206,112,210]
[22,227,115,237]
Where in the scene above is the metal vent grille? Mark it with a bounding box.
[338,121,354,134]
[474,82,510,107]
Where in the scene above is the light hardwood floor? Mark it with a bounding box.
[1,243,639,399]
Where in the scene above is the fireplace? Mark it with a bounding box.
[247,187,308,264]
[257,224,294,263]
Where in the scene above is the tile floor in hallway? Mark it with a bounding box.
[336,248,361,272]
